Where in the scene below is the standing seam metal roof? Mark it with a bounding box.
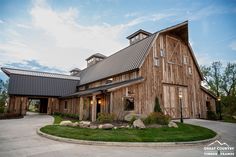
[78,34,156,85]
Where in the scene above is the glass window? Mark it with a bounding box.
[64,101,68,109]
[188,67,192,75]
[124,97,134,111]
[154,57,160,67]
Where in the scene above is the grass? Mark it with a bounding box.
[41,123,216,142]
[53,115,80,124]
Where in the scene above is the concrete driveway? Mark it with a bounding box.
[0,113,235,157]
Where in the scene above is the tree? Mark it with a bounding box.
[0,79,8,113]
[221,63,236,96]
[154,97,162,113]
[201,61,222,97]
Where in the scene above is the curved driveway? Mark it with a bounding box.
[0,113,235,157]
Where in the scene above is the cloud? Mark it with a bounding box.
[0,0,171,73]
[229,41,236,51]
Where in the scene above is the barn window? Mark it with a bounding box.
[106,78,113,84]
[154,57,160,67]
[188,66,192,75]
[64,101,68,110]
[160,49,165,57]
[123,97,134,111]
[183,56,188,64]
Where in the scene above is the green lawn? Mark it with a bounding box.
[40,123,216,142]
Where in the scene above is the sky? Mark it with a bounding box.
[0,0,236,81]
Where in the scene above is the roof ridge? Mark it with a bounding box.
[1,67,77,78]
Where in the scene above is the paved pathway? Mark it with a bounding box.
[0,113,235,157]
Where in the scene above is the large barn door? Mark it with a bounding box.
[163,85,189,118]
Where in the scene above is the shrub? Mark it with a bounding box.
[97,113,116,123]
[129,116,137,125]
[154,97,162,113]
[207,111,218,120]
[144,112,171,125]
[53,112,79,120]
[0,105,4,113]
[0,113,23,119]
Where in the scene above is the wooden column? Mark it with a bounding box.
[79,97,84,120]
[110,92,113,113]
[91,95,97,122]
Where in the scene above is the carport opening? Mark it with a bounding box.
[28,98,48,113]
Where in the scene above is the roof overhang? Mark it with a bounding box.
[61,77,144,98]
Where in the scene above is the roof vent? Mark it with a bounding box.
[126,29,152,45]
[70,68,81,76]
[86,53,107,67]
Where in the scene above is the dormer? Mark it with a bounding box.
[126,29,152,45]
[86,53,107,67]
[70,68,81,76]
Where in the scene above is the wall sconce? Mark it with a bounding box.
[90,100,93,105]
[98,100,102,104]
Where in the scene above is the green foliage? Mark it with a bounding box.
[207,111,218,120]
[222,95,236,116]
[129,116,136,125]
[53,112,79,120]
[0,79,8,114]
[154,97,162,112]
[97,113,116,123]
[144,112,171,125]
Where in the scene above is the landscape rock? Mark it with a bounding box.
[114,126,118,130]
[90,125,98,129]
[72,122,79,127]
[133,119,146,129]
[232,116,236,120]
[168,121,178,128]
[59,120,73,126]
[79,121,91,128]
[124,113,147,122]
[98,123,114,130]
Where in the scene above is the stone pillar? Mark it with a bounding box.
[91,95,97,122]
[79,97,84,120]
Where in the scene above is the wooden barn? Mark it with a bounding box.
[1,21,216,121]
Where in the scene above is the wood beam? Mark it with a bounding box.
[79,97,84,120]
[91,95,97,122]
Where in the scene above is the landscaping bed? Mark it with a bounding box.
[40,123,216,142]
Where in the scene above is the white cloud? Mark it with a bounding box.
[229,41,236,51]
[0,0,172,72]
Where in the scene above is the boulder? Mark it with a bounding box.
[72,122,79,127]
[98,123,114,130]
[133,119,146,129]
[168,121,178,128]
[232,116,236,120]
[90,125,98,129]
[114,126,118,130]
[79,121,91,128]
[124,113,147,122]
[59,120,73,126]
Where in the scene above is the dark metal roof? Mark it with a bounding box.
[86,53,107,61]
[126,29,152,39]
[1,67,80,80]
[1,68,79,97]
[62,77,144,98]
[78,34,156,85]
[8,74,78,97]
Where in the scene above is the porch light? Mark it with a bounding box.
[98,100,102,104]
[217,96,221,101]
[90,100,93,105]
